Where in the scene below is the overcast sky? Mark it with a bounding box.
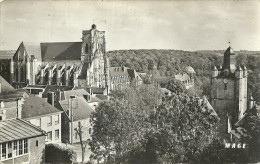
[0,0,259,51]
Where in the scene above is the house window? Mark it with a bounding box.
[7,142,12,158]
[47,132,52,141]
[13,141,18,156]
[55,130,59,140]
[54,115,59,125]
[24,139,28,154]
[47,116,52,126]
[2,143,6,159]
[18,140,23,155]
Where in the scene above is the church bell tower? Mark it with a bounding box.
[81,25,110,90]
[210,46,247,139]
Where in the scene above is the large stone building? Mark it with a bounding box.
[11,25,110,93]
[210,46,249,139]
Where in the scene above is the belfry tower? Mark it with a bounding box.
[210,46,247,139]
[81,24,110,91]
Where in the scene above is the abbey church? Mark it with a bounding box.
[10,24,111,92]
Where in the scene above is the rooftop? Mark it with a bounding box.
[0,76,15,93]
[41,42,82,61]
[175,73,190,82]
[0,118,45,143]
[22,96,62,119]
[59,97,94,121]
[42,85,74,98]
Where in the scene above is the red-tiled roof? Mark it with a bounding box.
[59,97,94,121]
[22,96,62,119]
[40,42,82,61]
[0,118,45,143]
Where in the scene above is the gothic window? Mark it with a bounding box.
[85,44,88,53]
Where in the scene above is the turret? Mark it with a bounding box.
[211,65,218,78]
[235,65,243,79]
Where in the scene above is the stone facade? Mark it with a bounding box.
[25,113,62,143]
[210,46,248,139]
[11,25,110,92]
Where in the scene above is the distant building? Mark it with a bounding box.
[59,96,94,144]
[110,66,143,90]
[0,118,46,164]
[22,96,63,143]
[174,66,195,89]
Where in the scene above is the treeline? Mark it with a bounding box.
[108,49,260,102]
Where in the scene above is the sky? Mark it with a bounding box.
[0,0,259,51]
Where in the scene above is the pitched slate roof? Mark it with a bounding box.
[40,42,82,61]
[110,67,129,77]
[64,89,89,100]
[175,73,190,82]
[23,42,42,60]
[185,66,196,74]
[70,88,102,102]
[0,75,15,93]
[224,46,235,56]
[85,87,106,95]
[59,97,94,121]
[42,85,73,98]
[0,118,45,143]
[22,96,62,119]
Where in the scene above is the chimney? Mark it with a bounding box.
[17,99,22,119]
[47,92,55,106]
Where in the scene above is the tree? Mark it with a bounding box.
[75,121,88,163]
[89,100,150,163]
[165,78,185,94]
[148,93,219,163]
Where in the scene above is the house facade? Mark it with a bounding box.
[22,96,63,143]
[0,118,46,164]
[59,97,94,144]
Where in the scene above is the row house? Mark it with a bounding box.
[0,76,46,164]
[22,96,63,143]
